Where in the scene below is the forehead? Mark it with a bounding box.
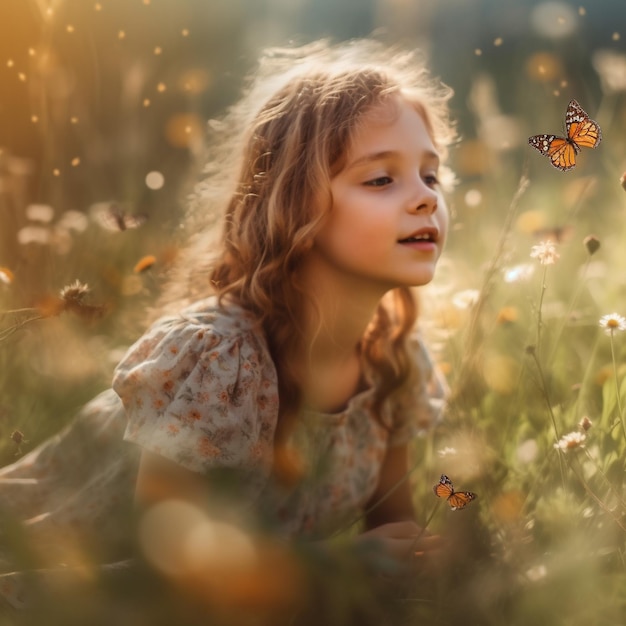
[344,96,438,161]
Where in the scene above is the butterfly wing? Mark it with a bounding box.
[566,99,602,149]
[92,202,147,232]
[446,490,477,511]
[433,474,454,499]
[528,134,578,171]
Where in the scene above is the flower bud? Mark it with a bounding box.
[583,234,600,256]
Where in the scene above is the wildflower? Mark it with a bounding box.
[553,431,586,452]
[583,234,600,256]
[496,306,518,325]
[530,240,560,265]
[134,254,157,273]
[59,280,106,319]
[599,313,626,336]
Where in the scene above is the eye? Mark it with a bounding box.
[364,175,393,187]
[423,172,440,187]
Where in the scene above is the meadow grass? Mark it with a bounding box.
[2,4,626,623]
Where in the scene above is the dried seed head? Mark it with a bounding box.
[58,280,105,319]
[60,279,90,304]
[583,234,600,256]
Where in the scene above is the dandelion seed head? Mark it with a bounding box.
[530,240,560,265]
[599,313,626,335]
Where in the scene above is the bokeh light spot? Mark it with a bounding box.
[145,171,165,190]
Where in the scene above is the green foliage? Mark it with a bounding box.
[2,0,626,624]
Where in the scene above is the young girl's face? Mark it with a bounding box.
[313,96,449,293]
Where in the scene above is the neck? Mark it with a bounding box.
[298,253,390,365]
[292,251,401,413]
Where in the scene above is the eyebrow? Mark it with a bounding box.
[345,149,440,170]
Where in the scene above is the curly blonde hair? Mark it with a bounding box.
[161,39,456,474]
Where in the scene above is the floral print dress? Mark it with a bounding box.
[0,297,445,609]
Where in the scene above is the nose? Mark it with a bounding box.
[408,178,438,214]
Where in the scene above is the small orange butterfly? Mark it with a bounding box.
[433,474,477,510]
[528,99,602,171]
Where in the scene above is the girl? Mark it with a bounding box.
[0,38,453,613]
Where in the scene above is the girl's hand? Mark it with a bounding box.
[356,520,443,572]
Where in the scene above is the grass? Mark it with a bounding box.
[2,2,626,623]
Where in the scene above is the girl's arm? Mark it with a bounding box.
[363,443,415,528]
[359,443,441,563]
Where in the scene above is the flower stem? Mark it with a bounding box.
[609,332,626,439]
[529,349,560,442]
[536,264,548,355]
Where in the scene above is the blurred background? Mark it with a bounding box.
[1,0,626,623]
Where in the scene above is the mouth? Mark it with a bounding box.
[397,228,439,245]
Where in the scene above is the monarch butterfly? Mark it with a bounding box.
[433,474,477,510]
[528,99,602,171]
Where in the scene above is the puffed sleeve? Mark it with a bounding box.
[387,335,448,446]
[111,308,279,481]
